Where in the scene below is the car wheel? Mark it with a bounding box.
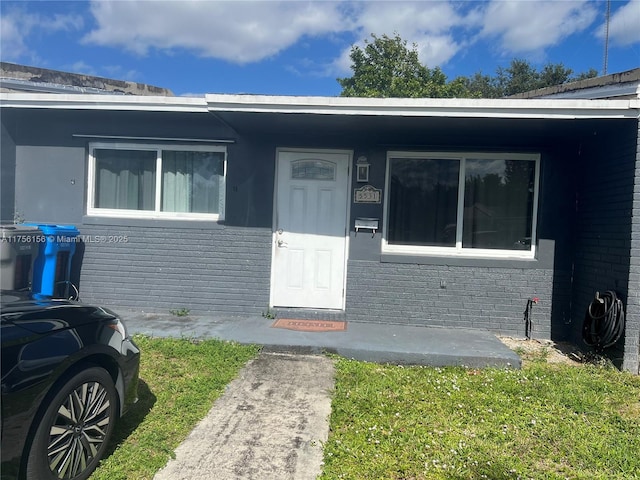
[26,367,118,480]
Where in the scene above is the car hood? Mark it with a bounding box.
[1,293,118,334]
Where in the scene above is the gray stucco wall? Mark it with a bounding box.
[223,140,275,228]
[1,121,16,222]
[14,146,86,224]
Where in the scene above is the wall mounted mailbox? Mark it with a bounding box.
[355,217,379,236]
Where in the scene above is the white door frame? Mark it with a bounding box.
[269,147,352,310]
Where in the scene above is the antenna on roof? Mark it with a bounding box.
[603,0,611,75]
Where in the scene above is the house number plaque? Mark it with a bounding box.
[354,185,382,204]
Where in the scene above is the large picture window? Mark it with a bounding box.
[384,151,539,258]
[88,143,226,220]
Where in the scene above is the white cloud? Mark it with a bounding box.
[597,0,640,46]
[414,33,461,67]
[21,0,614,85]
[45,13,84,33]
[331,46,355,76]
[64,61,98,76]
[324,1,481,76]
[480,0,597,54]
[355,1,467,36]
[0,8,83,62]
[351,1,479,67]
[83,0,351,63]
[81,0,483,75]
[63,61,141,83]
[0,11,30,60]
[103,65,140,81]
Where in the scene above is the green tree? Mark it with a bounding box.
[497,58,541,96]
[572,68,599,81]
[459,59,598,98]
[539,63,575,89]
[337,33,599,98]
[455,71,499,98]
[337,33,456,98]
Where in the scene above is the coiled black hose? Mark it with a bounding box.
[583,291,625,352]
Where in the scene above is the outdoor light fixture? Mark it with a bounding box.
[356,155,369,182]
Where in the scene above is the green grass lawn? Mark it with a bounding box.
[88,336,640,480]
[90,335,260,480]
[320,356,640,480]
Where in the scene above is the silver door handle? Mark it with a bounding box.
[277,239,288,248]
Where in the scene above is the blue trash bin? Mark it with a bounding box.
[24,223,80,298]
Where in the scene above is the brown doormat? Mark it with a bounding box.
[271,318,347,332]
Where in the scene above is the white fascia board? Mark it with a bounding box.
[0,93,208,112]
[206,94,639,120]
[2,92,637,119]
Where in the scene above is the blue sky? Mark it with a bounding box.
[1,1,639,97]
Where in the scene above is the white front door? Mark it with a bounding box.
[271,149,350,309]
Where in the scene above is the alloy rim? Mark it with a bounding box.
[46,381,111,479]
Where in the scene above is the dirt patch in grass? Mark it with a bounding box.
[499,337,586,366]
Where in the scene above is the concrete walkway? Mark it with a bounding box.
[119,311,521,368]
[154,352,334,480]
[118,310,521,480]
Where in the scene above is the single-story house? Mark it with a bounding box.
[1,68,639,373]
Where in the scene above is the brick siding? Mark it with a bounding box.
[624,120,640,373]
[77,224,272,315]
[345,260,554,338]
[570,122,637,370]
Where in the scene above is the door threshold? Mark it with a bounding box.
[271,307,346,321]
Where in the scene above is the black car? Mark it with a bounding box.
[1,291,140,480]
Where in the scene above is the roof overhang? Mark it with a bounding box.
[0,93,208,112]
[205,94,640,120]
[1,92,638,120]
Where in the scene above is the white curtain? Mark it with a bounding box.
[95,149,155,210]
[162,152,192,212]
[162,151,223,214]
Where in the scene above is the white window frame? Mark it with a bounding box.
[382,151,540,259]
[87,142,227,221]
